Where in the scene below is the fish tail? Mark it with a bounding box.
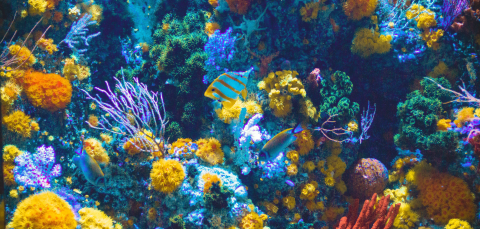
[292,122,304,134]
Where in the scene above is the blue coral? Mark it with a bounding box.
[204,27,236,83]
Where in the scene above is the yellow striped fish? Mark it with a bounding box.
[204,68,253,108]
[259,123,304,161]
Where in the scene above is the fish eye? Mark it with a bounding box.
[212,89,215,91]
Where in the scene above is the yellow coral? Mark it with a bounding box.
[351,28,392,58]
[300,182,319,200]
[7,191,77,229]
[1,80,22,105]
[63,58,91,81]
[8,45,36,66]
[294,129,314,155]
[322,207,345,222]
[335,180,347,194]
[3,145,24,164]
[287,164,298,176]
[420,29,443,50]
[287,150,300,163]
[347,120,358,132]
[123,129,163,157]
[384,186,409,203]
[78,208,113,229]
[28,0,48,16]
[302,161,316,172]
[169,138,193,154]
[195,138,224,165]
[258,70,306,118]
[306,201,325,211]
[205,22,220,36]
[437,119,451,131]
[201,173,222,193]
[3,110,33,138]
[454,107,474,127]
[300,1,321,22]
[343,0,377,20]
[445,219,473,229]
[394,203,420,229]
[324,176,335,187]
[282,196,296,210]
[100,133,113,144]
[300,98,319,123]
[84,138,110,164]
[215,100,262,124]
[240,211,266,229]
[150,159,185,193]
[88,4,103,24]
[36,38,58,54]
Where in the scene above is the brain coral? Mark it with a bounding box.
[7,191,77,229]
[150,159,185,193]
[23,69,72,112]
[347,158,388,200]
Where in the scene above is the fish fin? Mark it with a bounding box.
[222,99,236,109]
[72,156,80,167]
[241,89,247,99]
[292,122,304,134]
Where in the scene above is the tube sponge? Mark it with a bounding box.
[7,191,77,229]
[150,159,185,193]
[23,69,72,112]
[78,208,113,229]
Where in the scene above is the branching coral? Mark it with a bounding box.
[150,159,185,193]
[258,70,306,117]
[23,69,72,112]
[195,138,224,165]
[7,191,77,229]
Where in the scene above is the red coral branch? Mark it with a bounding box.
[336,193,401,229]
[248,48,279,78]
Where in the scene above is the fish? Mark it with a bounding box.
[204,68,253,108]
[73,148,106,187]
[259,123,304,161]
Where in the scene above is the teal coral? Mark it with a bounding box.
[319,71,360,125]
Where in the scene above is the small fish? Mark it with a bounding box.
[259,123,304,161]
[285,180,295,187]
[73,148,106,187]
[204,68,252,108]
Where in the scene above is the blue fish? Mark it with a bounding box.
[259,124,303,161]
[73,138,106,186]
[204,68,252,108]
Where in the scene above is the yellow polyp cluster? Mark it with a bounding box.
[300,181,319,200]
[389,156,419,183]
[88,4,104,24]
[150,159,185,193]
[78,208,113,229]
[305,200,325,212]
[36,38,58,54]
[302,161,316,173]
[195,138,224,165]
[63,58,91,81]
[347,120,358,132]
[286,150,299,163]
[445,219,473,229]
[205,22,220,36]
[169,138,193,154]
[201,173,222,193]
[100,133,113,144]
[319,142,347,191]
[454,107,474,127]
[343,0,377,20]
[300,1,322,22]
[321,206,345,222]
[262,201,279,215]
[215,100,262,124]
[3,145,23,186]
[123,129,163,157]
[282,196,296,210]
[8,44,36,66]
[7,191,77,229]
[299,98,319,123]
[406,4,436,29]
[421,29,444,50]
[294,129,314,155]
[393,203,420,229]
[258,70,306,118]
[1,80,22,105]
[437,119,452,131]
[27,0,47,16]
[88,114,99,127]
[84,138,110,164]
[286,164,298,176]
[3,110,34,138]
[351,28,392,58]
[239,210,267,229]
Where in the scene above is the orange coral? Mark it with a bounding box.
[3,110,34,138]
[88,115,99,127]
[36,38,58,54]
[53,11,63,22]
[195,138,224,165]
[169,138,192,154]
[201,173,222,193]
[22,69,72,112]
[150,159,185,193]
[205,22,220,37]
[209,0,219,7]
[8,44,36,66]
[343,0,377,20]
[225,0,251,14]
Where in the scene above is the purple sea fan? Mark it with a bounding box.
[14,145,61,188]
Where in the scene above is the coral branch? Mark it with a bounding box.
[336,193,401,229]
[60,13,101,56]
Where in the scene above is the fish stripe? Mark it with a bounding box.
[217,74,245,93]
[216,79,241,94]
[223,73,247,88]
[213,81,238,100]
[213,88,236,103]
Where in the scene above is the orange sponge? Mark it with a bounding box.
[7,191,77,229]
[23,69,72,112]
[343,0,377,20]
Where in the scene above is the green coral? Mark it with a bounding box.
[165,121,183,141]
[149,12,208,139]
[394,77,458,154]
[169,215,185,229]
[319,71,360,125]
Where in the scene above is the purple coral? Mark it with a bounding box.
[14,145,61,188]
